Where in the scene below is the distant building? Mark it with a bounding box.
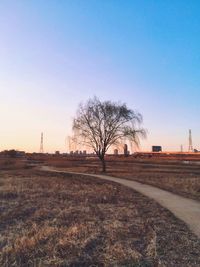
[152,146,162,152]
[124,144,128,156]
[55,151,60,155]
[114,149,118,155]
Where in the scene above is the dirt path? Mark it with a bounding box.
[41,166,200,238]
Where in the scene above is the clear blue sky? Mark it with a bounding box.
[0,1,199,152]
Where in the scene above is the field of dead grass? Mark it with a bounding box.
[0,158,28,170]
[108,159,200,201]
[42,156,200,201]
[1,168,200,266]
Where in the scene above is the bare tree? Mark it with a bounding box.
[73,97,146,172]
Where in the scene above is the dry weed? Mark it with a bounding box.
[0,169,200,266]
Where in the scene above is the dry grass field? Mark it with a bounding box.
[1,160,200,266]
[0,158,29,170]
[109,159,200,201]
[41,155,200,201]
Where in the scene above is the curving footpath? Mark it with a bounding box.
[41,166,200,239]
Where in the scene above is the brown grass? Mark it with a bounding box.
[0,168,200,266]
[108,159,200,201]
[0,158,29,170]
[42,156,200,201]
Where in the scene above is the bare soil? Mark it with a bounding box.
[1,168,200,266]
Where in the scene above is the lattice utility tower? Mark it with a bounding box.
[188,129,193,152]
[39,132,44,153]
[180,144,183,152]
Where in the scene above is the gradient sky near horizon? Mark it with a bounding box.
[0,1,199,153]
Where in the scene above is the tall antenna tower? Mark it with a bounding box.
[180,144,183,152]
[188,129,193,152]
[39,132,44,153]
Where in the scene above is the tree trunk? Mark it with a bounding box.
[101,157,106,172]
[96,152,106,172]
